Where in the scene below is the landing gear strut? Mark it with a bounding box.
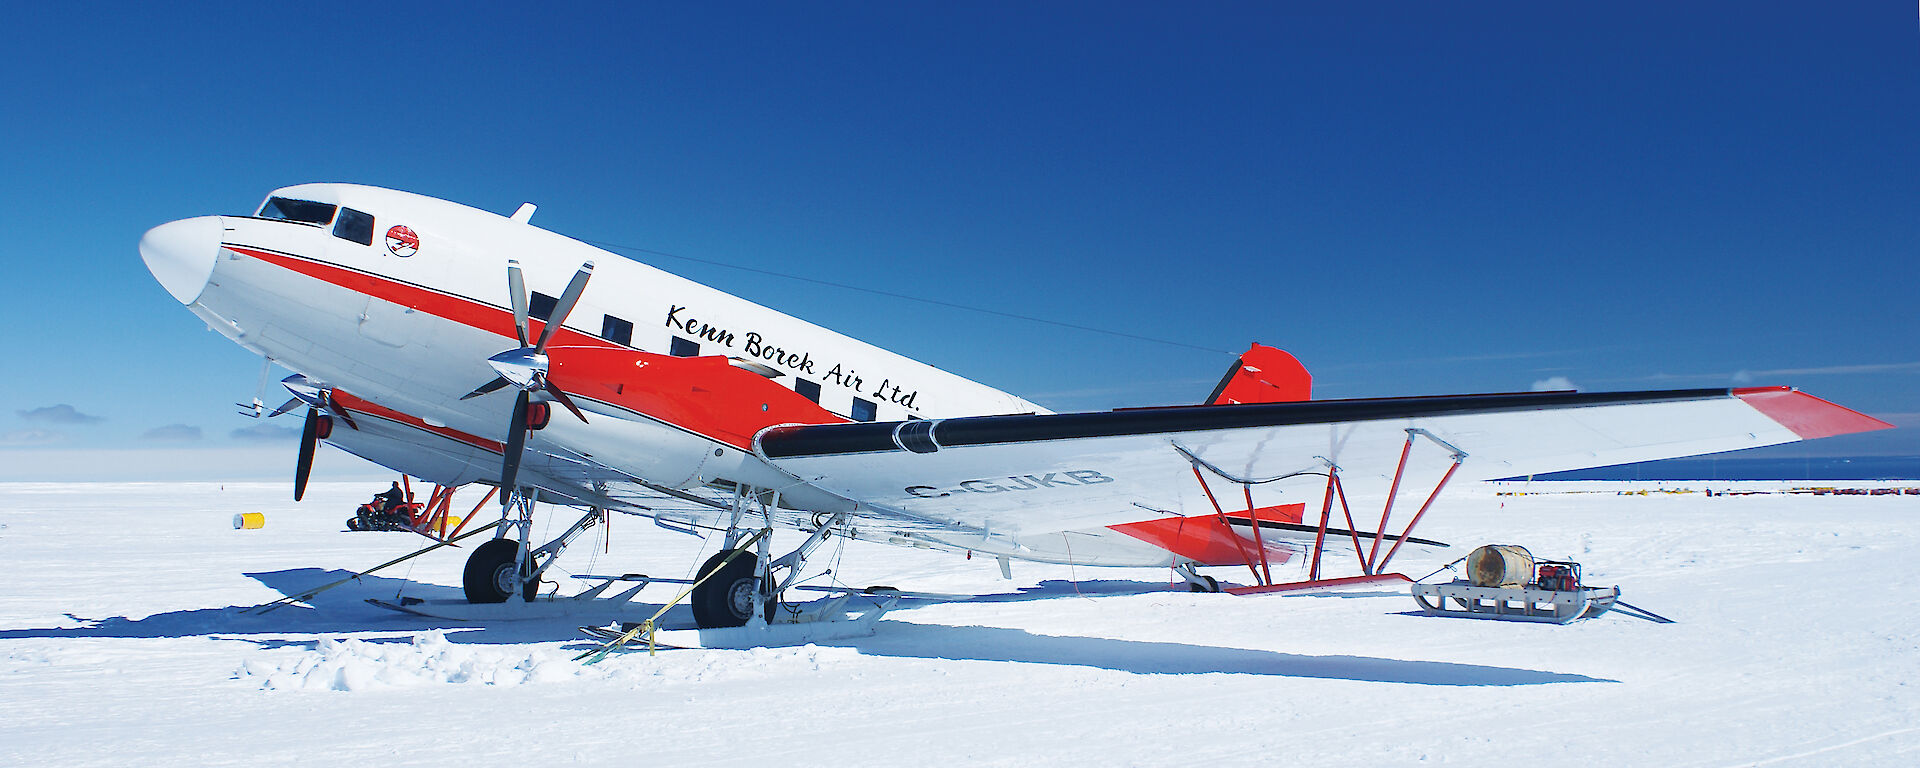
[1175,562,1220,593]
[453,476,848,632]
[462,489,603,603]
[682,486,848,629]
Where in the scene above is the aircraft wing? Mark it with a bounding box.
[756,387,1892,536]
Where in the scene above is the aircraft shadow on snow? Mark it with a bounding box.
[0,569,594,648]
[827,622,1610,686]
[0,569,1610,686]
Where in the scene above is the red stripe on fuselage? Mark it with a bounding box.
[328,390,505,455]
[226,245,614,351]
[546,346,850,449]
[224,244,845,451]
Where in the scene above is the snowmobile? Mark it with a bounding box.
[347,500,421,532]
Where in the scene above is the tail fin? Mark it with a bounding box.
[1205,343,1311,405]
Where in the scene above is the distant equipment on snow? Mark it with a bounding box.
[1414,544,1672,624]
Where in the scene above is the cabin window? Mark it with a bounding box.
[670,336,700,357]
[602,315,633,346]
[529,292,557,321]
[851,397,877,422]
[258,197,336,226]
[794,378,821,403]
[332,208,375,246]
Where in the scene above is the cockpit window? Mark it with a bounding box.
[258,197,337,225]
[332,207,375,246]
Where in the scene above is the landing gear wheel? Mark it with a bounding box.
[1188,575,1220,593]
[690,549,777,628]
[463,538,538,603]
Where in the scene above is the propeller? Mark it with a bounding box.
[500,391,531,506]
[275,374,356,501]
[295,406,321,501]
[460,260,595,506]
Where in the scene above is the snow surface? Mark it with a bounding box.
[2,481,1916,766]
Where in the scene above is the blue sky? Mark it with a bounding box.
[2,3,1914,480]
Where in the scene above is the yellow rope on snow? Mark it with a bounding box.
[577,528,769,663]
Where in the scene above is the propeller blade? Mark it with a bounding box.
[268,397,303,418]
[461,376,512,400]
[324,400,358,431]
[533,262,595,353]
[507,260,530,348]
[295,407,319,501]
[541,381,588,423]
[499,390,531,509]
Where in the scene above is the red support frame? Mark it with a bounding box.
[1192,466,1270,585]
[1374,458,1462,574]
[1332,471,1369,576]
[1308,469,1363,581]
[1191,427,1467,595]
[422,485,456,538]
[378,476,478,543]
[1364,433,1416,572]
[411,484,440,530]
[1242,484,1273,585]
[445,486,497,540]
[1309,471,1336,581]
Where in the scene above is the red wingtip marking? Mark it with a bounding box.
[1733,387,1895,440]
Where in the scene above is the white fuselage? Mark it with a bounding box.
[143,183,1048,504]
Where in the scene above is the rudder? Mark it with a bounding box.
[1205,343,1311,405]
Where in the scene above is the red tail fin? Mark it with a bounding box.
[1206,344,1311,405]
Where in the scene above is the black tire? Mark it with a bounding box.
[1188,575,1220,593]
[463,538,538,603]
[690,549,777,628]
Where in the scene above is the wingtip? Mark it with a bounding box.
[1733,387,1896,440]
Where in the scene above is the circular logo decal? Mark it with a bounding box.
[385,225,419,257]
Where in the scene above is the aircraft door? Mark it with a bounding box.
[357,296,415,348]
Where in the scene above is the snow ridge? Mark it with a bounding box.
[235,631,844,692]
[238,631,581,691]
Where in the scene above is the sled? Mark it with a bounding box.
[1411,580,1620,624]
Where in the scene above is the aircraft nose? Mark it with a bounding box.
[140,216,223,304]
